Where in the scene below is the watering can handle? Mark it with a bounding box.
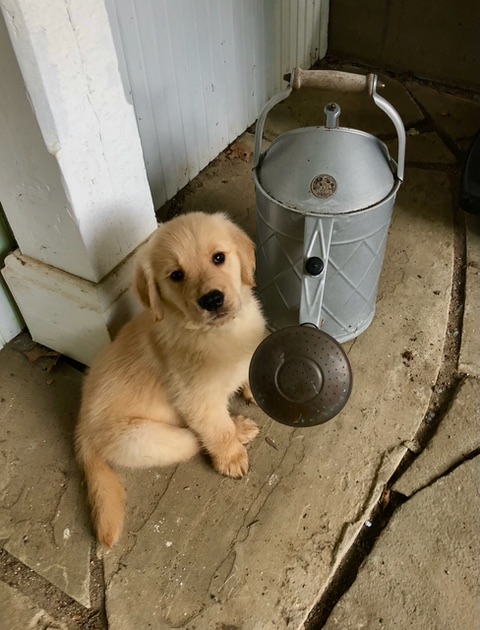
[254,69,406,182]
[285,68,377,93]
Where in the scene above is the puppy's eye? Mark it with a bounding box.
[170,270,184,282]
[212,252,225,265]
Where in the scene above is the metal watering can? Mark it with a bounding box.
[249,69,406,427]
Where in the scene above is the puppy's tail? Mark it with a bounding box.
[78,447,126,548]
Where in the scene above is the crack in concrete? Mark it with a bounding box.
[105,431,305,628]
[88,541,107,624]
[0,483,26,513]
[0,548,104,629]
[208,430,305,594]
[328,443,405,571]
[307,299,466,627]
[306,445,479,629]
[50,472,70,549]
[112,465,180,573]
[158,483,229,623]
[178,431,306,627]
[405,88,464,162]
[407,447,480,500]
[389,170,466,486]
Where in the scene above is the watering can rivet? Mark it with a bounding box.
[305,257,324,276]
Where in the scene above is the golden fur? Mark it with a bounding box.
[75,212,267,547]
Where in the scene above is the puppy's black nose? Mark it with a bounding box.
[198,290,225,312]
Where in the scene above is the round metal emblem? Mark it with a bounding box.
[311,174,337,199]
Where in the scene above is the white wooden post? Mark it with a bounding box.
[0,0,157,364]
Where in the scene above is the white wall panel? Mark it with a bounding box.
[106,0,329,208]
[0,211,23,348]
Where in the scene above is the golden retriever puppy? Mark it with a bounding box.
[75,212,267,547]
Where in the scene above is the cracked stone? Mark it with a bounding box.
[394,378,480,497]
[459,214,480,376]
[323,456,480,630]
[406,83,480,141]
[0,343,91,607]
[387,131,456,164]
[0,579,68,630]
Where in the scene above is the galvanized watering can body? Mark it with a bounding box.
[253,70,406,343]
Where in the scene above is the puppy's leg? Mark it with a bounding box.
[104,420,201,468]
[180,401,249,478]
[239,381,257,405]
[209,426,249,479]
[233,415,259,444]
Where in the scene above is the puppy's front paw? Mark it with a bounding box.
[213,441,249,479]
[240,382,257,405]
[233,415,259,445]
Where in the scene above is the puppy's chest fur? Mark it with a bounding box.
[155,298,264,395]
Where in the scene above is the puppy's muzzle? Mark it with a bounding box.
[198,290,225,312]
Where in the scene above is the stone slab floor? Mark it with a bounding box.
[1,65,479,630]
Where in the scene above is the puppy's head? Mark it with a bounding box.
[135,212,256,328]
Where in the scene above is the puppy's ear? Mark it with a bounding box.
[135,260,164,321]
[231,223,256,288]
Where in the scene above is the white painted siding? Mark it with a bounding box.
[106,0,329,208]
